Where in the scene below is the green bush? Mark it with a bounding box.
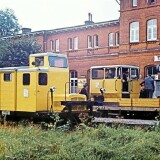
[0,124,159,160]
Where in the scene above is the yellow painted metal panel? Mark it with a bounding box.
[36,68,69,112]
[91,79,123,98]
[36,85,49,111]
[119,98,132,107]
[0,72,16,111]
[129,79,141,98]
[16,72,37,112]
[104,79,122,94]
[132,98,160,107]
[90,79,104,95]
[104,98,120,103]
[48,94,86,112]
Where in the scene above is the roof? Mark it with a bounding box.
[0,19,120,39]
[90,65,139,69]
[30,52,68,58]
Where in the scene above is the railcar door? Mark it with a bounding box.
[121,67,130,98]
[36,72,49,112]
[121,67,140,98]
[103,67,121,98]
[130,68,140,98]
[16,71,37,112]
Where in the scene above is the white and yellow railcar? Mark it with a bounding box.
[89,65,160,117]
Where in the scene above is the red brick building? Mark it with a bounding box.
[30,0,159,79]
[3,0,160,91]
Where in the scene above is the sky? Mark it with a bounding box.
[0,0,120,32]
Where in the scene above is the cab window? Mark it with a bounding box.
[131,68,139,79]
[105,68,115,79]
[49,56,68,68]
[23,73,30,85]
[4,73,12,81]
[35,57,44,66]
[92,68,104,79]
[39,73,47,85]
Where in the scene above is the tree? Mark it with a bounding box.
[0,37,42,67]
[0,8,21,37]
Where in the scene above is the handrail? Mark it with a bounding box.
[65,82,70,101]
[115,79,118,91]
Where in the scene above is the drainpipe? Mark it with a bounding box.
[43,30,48,52]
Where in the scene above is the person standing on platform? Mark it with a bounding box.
[140,74,154,98]
[79,83,89,100]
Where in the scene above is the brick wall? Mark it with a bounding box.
[33,0,160,79]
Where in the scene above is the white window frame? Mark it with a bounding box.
[87,35,92,48]
[70,71,78,93]
[73,37,78,50]
[55,39,59,52]
[115,32,119,46]
[132,0,137,6]
[130,22,139,43]
[145,65,157,77]
[147,19,157,41]
[93,35,98,48]
[50,40,54,51]
[109,33,114,46]
[68,38,73,50]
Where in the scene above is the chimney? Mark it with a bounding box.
[22,28,31,34]
[84,13,94,25]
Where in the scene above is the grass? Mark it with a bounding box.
[0,123,160,160]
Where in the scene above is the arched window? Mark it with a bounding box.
[115,32,119,46]
[147,19,157,41]
[87,35,92,48]
[50,40,54,51]
[55,39,59,52]
[130,22,139,43]
[145,65,157,77]
[93,34,98,47]
[68,38,73,50]
[73,37,78,50]
[109,32,114,46]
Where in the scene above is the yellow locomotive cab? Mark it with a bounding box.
[0,52,89,119]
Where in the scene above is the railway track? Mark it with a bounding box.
[92,117,159,126]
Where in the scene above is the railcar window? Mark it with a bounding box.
[23,74,30,85]
[35,57,44,66]
[92,68,104,79]
[131,68,139,79]
[49,56,68,68]
[39,73,47,85]
[105,68,115,79]
[4,73,12,81]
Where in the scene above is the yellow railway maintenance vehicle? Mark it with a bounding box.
[89,65,160,119]
[0,52,95,122]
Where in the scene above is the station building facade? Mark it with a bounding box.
[3,0,160,92]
